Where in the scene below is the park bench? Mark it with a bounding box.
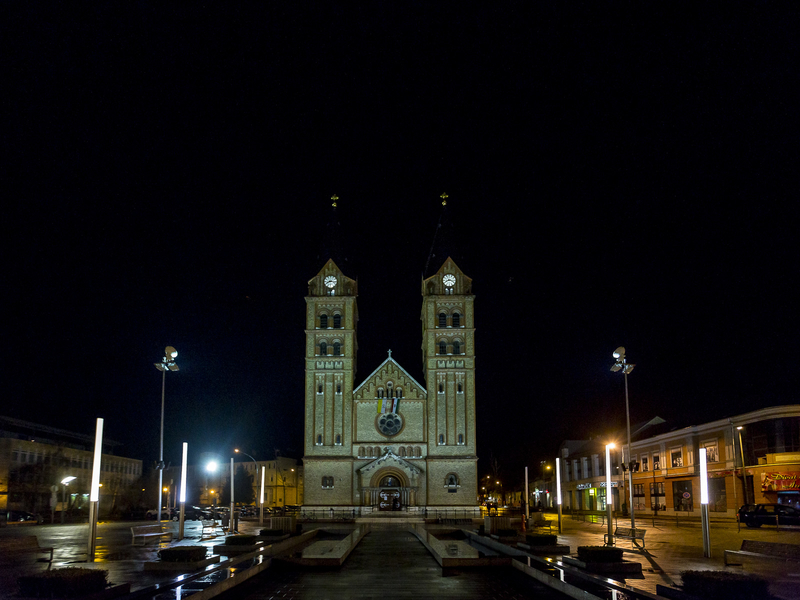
[131,524,173,545]
[724,540,800,566]
[201,520,218,537]
[531,517,552,532]
[0,535,53,562]
[604,526,646,549]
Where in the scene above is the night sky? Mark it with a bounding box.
[4,3,799,489]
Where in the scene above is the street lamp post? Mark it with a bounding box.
[605,443,615,546]
[611,346,636,533]
[60,476,76,524]
[154,346,179,523]
[235,448,260,523]
[737,426,748,504]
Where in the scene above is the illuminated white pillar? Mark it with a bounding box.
[87,418,103,561]
[230,458,235,533]
[700,447,711,557]
[556,457,563,533]
[259,466,265,527]
[178,442,188,539]
[605,443,614,545]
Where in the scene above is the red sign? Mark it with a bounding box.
[761,472,800,492]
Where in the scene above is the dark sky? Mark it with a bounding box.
[4,3,799,488]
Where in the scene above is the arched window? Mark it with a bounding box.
[316,434,323,445]
[438,383,443,393]
[319,314,328,329]
[446,474,458,487]
[333,341,341,356]
[439,313,447,327]
[336,383,341,393]
[318,384,323,394]
[438,341,447,355]
[358,447,364,458]
[399,447,406,457]
[333,314,341,329]
[438,434,445,445]
[452,313,461,327]
[452,340,461,354]
[415,446,422,457]
[458,434,464,445]
[397,388,403,398]
[378,388,384,398]
[457,383,463,393]
[319,341,327,356]
[335,434,341,445]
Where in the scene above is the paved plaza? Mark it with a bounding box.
[1,514,798,599]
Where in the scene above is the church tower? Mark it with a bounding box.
[421,258,478,504]
[303,259,358,505]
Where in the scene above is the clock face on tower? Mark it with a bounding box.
[324,275,338,288]
[443,274,456,287]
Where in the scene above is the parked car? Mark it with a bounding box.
[2,510,43,525]
[738,503,800,528]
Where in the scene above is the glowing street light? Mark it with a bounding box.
[611,346,636,533]
[700,447,711,557]
[60,476,76,525]
[154,346,179,523]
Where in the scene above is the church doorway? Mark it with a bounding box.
[379,475,401,511]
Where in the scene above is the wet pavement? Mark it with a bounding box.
[1,514,799,599]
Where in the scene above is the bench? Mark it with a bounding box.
[724,540,800,566]
[531,518,552,532]
[201,520,218,537]
[131,524,173,545]
[604,526,646,549]
[0,535,53,562]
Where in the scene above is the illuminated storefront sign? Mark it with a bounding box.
[576,482,618,490]
[761,472,800,492]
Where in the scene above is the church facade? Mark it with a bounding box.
[302,257,478,513]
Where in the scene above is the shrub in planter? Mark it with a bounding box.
[158,546,208,563]
[259,529,284,537]
[225,534,257,546]
[525,533,558,546]
[680,570,769,600]
[577,546,624,563]
[18,567,108,598]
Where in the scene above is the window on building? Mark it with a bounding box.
[439,341,447,355]
[457,383,463,392]
[333,341,341,356]
[438,383,444,393]
[671,447,683,468]
[709,478,727,512]
[319,341,327,356]
[397,388,403,398]
[438,434,445,445]
[452,340,461,354]
[358,447,364,458]
[439,313,447,327]
[316,434,323,446]
[633,484,646,510]
[703,440,719,462]
[320,314,328,329]
[452,313,461,327]
[322,476,334,488]
[653,453,661,470]
[378,388,384,398]
[457,433,464,445]
[672,480,693,511]
[318,384,323,394]
[333,314,341,329]
[335,434,341,445]
[650,482,666,511]
[641,456,649,472]
[415,446,422,457]
[336,383,341,393]
[399,447,406,457]
[445,474,459,487]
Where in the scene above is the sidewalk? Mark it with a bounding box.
[540,512,800,599]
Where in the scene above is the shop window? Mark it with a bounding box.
[672,480,693,511]
[670,447,683,468]
[319,314,328,329]
[650,482,666,511]
[633,484,646,510]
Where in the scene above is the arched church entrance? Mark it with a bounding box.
[379,475,401,511]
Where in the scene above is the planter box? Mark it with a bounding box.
[16,582,131,600]
[213,542,264,555]
[561,555,643,574]
[143,555,220,571]
[517,543,570,555]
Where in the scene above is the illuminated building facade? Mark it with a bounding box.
[558,405,800,516]
[302,257,478,514]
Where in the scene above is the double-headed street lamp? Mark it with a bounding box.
[154,346,179,523]
[611,346,636,532]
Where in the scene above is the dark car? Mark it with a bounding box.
[738,503,800,528]
[3,510,43,525]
